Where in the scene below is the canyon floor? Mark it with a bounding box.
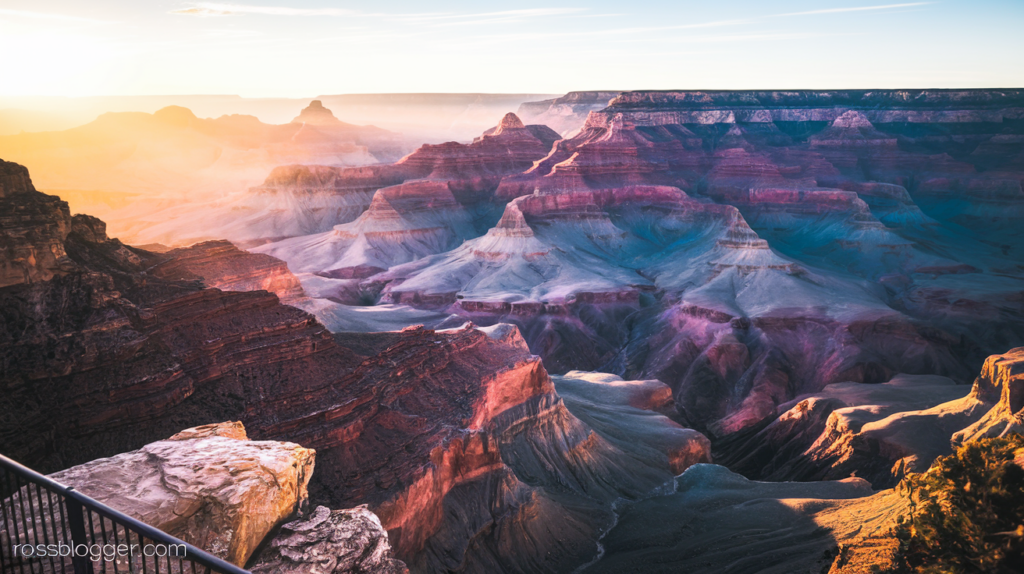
[2,89,1024,573]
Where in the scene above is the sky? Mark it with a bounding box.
[1,0,1022,97]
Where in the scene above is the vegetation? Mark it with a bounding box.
[887,435,1024,573]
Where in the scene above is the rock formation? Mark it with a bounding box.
[0,422,315,568]
[953,347,1024,443]
[517,91,622,136]
[714,374,986,487]
[254,180,475,280]
[49,422,314,566]
[113,112,560,250]
[292,99,346,126]
[0,161,713,572]
[585,463,909,574]
[238,89,1024,447]
[0,159,75,287]
[151,239,304,298]
[251,505,408,574]
[713,347,1024,488]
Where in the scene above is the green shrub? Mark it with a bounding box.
[888,435,1024,573]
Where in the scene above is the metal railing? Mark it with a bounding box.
[0,453,250,574]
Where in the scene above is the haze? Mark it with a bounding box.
[2,0,1023,98]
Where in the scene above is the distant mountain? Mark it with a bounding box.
[108,112,559,248]
[0,101,408,211]
[0,92,559,141]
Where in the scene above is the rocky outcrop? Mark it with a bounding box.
[152,240,304,298]
[0,158,35,197]
[0,422,315,567]
[953,347,1024,444]
[712,345,1024,489]
[0,160,75,287]
[251,505,408,574]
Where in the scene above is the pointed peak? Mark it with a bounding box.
[292,100,342,125]
[494,112,525,134]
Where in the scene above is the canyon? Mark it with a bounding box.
[2,87,1024,573]
[0,159,706,571]
[250,90,1024,443]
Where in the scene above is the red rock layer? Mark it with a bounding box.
[151,239,304,298]
[0,160,75,287]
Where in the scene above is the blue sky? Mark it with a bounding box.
[1,0,1022,96]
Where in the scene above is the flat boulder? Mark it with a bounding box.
[49,422,315,566]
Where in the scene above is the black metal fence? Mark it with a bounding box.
[0,453,250,574]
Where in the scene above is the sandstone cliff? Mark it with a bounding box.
[953,347,1024,443]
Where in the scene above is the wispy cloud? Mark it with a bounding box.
[170,3,593,24]
[0,8,110,23]
[398,8,585,22]
[170,3,357,17]
[772,2,930,17]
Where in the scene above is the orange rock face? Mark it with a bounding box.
[152,239,304,299]
[0,160,74,287]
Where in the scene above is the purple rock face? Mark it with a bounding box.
[262,91,1024,439]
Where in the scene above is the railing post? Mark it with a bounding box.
[65,489,94,574]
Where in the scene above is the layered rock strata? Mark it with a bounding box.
[715,347,1024,488]
[0,162,712,572]
[953,347,1024,443]
[517,91,623,136]
[265,89,1024,444]
[152,239,304,298]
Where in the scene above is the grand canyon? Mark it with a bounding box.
[1,3,1023,572]
[2,86,1023,573]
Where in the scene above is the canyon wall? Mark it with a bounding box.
[261,89,1024,442]
[0,161,708,572]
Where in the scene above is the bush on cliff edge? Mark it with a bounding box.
[888,435,1024,573]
